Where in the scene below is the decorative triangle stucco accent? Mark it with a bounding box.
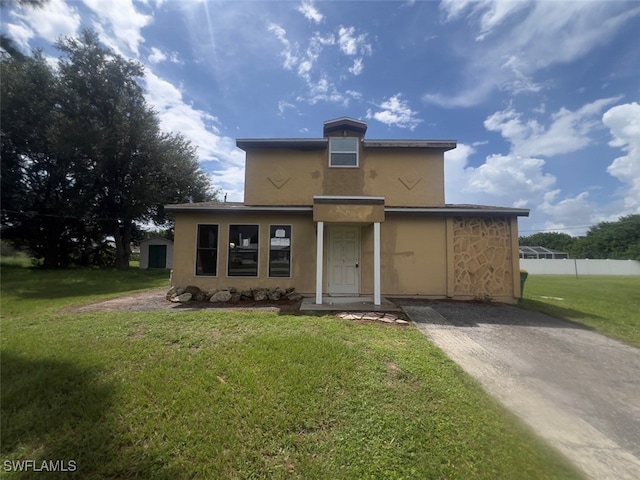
[267,169,291,189]
[398,175,422,190]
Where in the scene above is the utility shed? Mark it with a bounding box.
[140,237,173,269]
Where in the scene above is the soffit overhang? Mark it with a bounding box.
[165,201,529,217]
[236,138,457,152]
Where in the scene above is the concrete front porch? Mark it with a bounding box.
[300,296,401,312]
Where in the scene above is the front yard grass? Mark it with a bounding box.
[521,275,640,347]
[1,265,582,479]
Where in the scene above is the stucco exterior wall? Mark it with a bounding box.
[243,147,445,207]
[172,212,317,292]
[171,211,520,302]
[451,216,518,302]
[366,215,448,296]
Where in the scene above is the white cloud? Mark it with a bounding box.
[143,70,245,199]
[3,22,34,52]
[148,47,167,64]
[366,94,423,130]
[484,97,623,157]
[297,1,324,24]
[207,166,246,202]
[269,24,366,106]
[603,102,640,212]
[445,99,639,234]
[349,58,364,76]
[6,0,80,49]
[82,0,152,56]
[467,154,555,197]
[302,76,348,105]
[337,26,372,56]
[444,143,555,208]
[147,47,181,65]
[440,0,531,42]
[429,1,640,106]
[268,23,299,70]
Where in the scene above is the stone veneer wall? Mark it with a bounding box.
[452,217,514,298]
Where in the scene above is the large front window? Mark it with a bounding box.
[196,225,218,276]
[228,225,259,276]
[269,225,291,277]
[329,137,359,167]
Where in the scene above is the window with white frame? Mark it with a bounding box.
[196,224,218,276]
[228,225,259,276]
[269,225,291,277]
[329,137,359,167]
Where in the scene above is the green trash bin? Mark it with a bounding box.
[519,270,528,299]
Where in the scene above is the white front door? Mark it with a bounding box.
[328,226,360,295]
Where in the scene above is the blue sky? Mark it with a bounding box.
[3,0,639,235]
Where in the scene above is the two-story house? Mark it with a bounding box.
[166,117,529,304]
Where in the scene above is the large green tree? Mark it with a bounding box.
[519,232,577,253]
[0,52,91,267]
[573,215,640,260]
[1,30,214,268]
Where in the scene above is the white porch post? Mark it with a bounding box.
[374,221,381,306]
[315,221,324,304]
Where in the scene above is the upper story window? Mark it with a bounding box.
[329,137,359,167]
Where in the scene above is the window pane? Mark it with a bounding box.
[229,225,259,276]
[331,152,357,166]
[196,225,218,276]
[269,225,291,277]
[330,137,358,166]
[331,137,357,151]
[196,250,217,275]
[198,225,218,249]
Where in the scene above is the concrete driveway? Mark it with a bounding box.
[401,302,640,480]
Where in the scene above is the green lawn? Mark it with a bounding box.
[0,262,583,479]
[520,275,640,347]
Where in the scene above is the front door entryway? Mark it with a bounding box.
[328,226,360,295]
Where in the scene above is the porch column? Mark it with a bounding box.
[315,221,324,304]
[374,221,381,306]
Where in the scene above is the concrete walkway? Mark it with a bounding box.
[401,302,640,480]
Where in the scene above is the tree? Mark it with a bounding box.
[0,52,90,267]
[519,232,576,253]
[573,215,640,260]
[1,30,214,268]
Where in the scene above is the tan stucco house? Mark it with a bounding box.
[165,117,529,304]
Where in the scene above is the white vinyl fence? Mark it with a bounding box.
[520,259,640,276]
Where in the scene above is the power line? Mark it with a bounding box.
[519,225,591,234]
[0,209,152,223]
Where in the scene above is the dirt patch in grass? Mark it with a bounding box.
[67,288,302,313]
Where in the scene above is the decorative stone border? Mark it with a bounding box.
[336,312,410,325]
[166,286,303,304]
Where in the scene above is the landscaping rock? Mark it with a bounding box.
[184,285,201,296]
[177,292,192,303]
[268,290,281,301]
[230,292,242,302]
[252,288,268,301]
[176,286,187,295]
[166,286,178,300]
[210,290,232,303]
[193,292,207,302]
[206,288,219,297]
[286,292,303,302]
[240,290,253,300]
